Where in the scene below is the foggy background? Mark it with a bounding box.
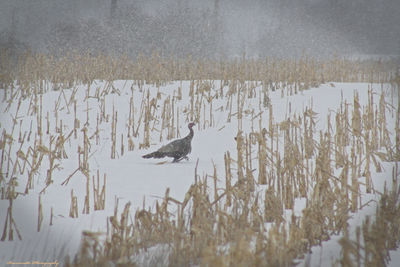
[0,0,399,59]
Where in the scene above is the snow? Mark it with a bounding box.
[0,80,398,266]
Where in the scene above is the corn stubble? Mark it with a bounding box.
[336,164,400,267]
[0,50,399,265]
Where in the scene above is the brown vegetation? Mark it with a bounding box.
[0,50,399,266]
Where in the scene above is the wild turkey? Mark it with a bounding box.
[142,122,195,163]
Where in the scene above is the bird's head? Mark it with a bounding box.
[188,122,195,129]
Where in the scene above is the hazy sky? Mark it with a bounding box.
[1,0,399,58]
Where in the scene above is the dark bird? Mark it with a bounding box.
[142,122,195,163]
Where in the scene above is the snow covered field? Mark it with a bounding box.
[0,79,399,266]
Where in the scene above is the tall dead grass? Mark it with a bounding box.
[0,50,399,265]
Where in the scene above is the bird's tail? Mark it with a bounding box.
[142,151,163,159]
[142,152,155,158]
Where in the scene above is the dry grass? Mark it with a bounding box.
[0,50,399,266]
[336,164,400,267]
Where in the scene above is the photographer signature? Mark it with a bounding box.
[7,261,59,267]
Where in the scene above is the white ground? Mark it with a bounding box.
[0,80,398,266]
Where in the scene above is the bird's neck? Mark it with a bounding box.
[187,127,194,140]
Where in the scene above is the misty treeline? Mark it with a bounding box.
[0,0,399,59]
[46,1,222,58]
